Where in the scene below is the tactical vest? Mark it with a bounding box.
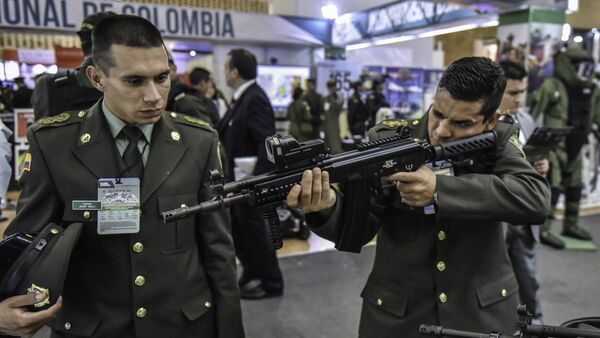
[46,70,102,118]
[565,83,595,159]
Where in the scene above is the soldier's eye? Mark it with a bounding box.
[125,78,142,86]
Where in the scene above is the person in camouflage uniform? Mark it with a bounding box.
[530,47,600,249]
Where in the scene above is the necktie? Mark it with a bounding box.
[120,126,144,178]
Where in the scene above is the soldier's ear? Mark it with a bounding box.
[86,65,104,92]
[484,110,501,131]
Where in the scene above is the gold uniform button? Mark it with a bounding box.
[171,131,180,141]
[204,301,212,309]
[136,307,147,318]
[170,112,177,118]
[376,298,383,306]
[501,289,508,297]
[439,292,448,303]
[180,204,187,208]
[436,261,446,272]
[78,111,86,118]
[83,211,91,219]
[438,231,446,241]
[50,228,59,235]
[133,242,144,253]
[412,120,420,126]
[134,275,146,286]
[80,133,91,143]
[64,322,72,330]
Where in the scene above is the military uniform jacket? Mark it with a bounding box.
[306,115,550,338]
[6,103,244,338]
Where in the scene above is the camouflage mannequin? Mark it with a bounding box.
[530,47,600,248]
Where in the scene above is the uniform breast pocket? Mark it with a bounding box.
[158,192,198,254]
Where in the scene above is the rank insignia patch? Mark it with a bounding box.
[23,153,32,172]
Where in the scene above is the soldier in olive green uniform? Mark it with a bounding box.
[323,80,343,154]
[530,47,600,248]
[6,15,243,338]
[287,57,550,338]
[287,87,315,142]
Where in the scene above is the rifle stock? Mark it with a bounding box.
[162,127,497,250]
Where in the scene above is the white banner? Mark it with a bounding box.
[0,0,323,45]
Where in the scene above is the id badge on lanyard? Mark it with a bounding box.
[96,178,141,235]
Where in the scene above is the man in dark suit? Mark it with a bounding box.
[287,57,550,337]
[6,15,243,338]
[218,49,284,300]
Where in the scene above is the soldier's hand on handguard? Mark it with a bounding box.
[386,165,436,207]
[532,158,549,176]
[0,293,62,337]
[286,168,337,213]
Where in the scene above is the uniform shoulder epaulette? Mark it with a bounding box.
[168,111,214,132]
[32,110,86,132]
[376,118,421,130]
[498,113,515,124]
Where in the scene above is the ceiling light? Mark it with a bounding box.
[417,24,478,38]
[373,35,415,46]
[321,4,338,20]
[346,42,373,51]
[562,24,571,42]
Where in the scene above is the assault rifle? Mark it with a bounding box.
[419,305,600,337]
[162,126,497,251]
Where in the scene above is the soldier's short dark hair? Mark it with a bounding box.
[499,60,528,81]
[78,11,116,56]
[92,15,165,74]
[293,87,304,100]
[438,57,506,120]
[189,67,211,85]
[227,49,257,80]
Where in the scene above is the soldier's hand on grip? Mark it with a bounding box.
[386,165,436,207]
[286,168,336,213]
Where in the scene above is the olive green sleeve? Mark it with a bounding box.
[5,129,64,236]
[195,131,244,338]
[529,80,554,121]
[436,138,550,224]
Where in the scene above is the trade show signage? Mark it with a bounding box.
[332,0,490,46]
[316,61,362,108]
[0,0,324,45]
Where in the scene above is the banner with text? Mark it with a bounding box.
[0,0,324,45]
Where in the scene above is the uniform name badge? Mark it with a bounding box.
[97,178,141,235]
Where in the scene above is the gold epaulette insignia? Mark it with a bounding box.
[508,133,526,158]
[382,119,408,128]
[39,113,71,125]
[184,115,210,127]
